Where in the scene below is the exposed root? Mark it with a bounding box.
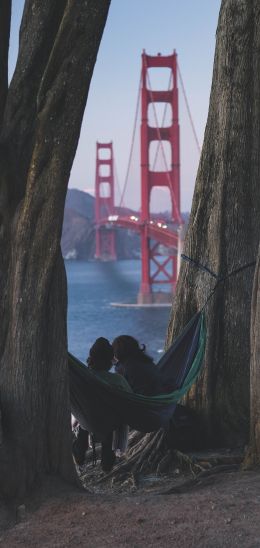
[97,430,165,484]
[242,447,260,470]
[172,450,206,477]
[158,464,240,495]
[78,424,245,495]
[156,450,173,475]
[127,430,144,450]
[96,428,243,487]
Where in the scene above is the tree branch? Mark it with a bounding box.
[1,0,67,201]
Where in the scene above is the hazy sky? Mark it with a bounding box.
[10,0,221,212]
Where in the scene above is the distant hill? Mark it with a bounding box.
[62,207,94,260]
[61,189,140,260]
[65,188,95,220]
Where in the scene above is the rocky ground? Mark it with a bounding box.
[0,458,260,547]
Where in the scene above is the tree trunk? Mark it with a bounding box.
[246,244,260,464]
[0,0,111,498]
[166,0,260,446]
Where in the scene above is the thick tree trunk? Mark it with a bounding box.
[0,0,111,498]
[166,0,260,446]
[246,244,260,464]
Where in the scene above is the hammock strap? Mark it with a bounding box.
[181,254,256,310]
[202,260,256,310]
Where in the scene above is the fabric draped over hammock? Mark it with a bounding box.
[69,312,206,440]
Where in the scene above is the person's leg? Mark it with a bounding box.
[113,425,129,456]
[101,431,115,472]
[72,426,89,465]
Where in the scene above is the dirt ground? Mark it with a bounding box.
[0,462,260,548]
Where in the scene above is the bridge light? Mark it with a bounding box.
[162,224,168,229]
[108,215,118,221]
[157,222,162,227]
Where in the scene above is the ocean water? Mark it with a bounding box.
[66,260,171,363]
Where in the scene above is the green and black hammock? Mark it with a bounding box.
[69,311,206,440]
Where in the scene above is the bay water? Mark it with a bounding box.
[66,260,171,363]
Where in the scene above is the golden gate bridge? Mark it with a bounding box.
[94,50,200,304]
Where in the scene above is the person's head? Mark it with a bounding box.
[112,335,151,364]
[87,337,114,372]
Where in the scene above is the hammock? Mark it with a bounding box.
[69,311,206,440]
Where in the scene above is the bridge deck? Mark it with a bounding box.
[98,215,178,248]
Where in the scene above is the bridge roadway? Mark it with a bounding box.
[98,215,178,249]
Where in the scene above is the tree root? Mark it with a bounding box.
[96,430,165,484]
[172,450,206,477]
[157,464,240,495]
[127,430,144,450]
[242,447,260,470]
[96,433,214,485]
[82,426,244,494]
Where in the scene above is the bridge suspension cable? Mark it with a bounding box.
[118,72,142,208]
[177,63,201,155]
[113,155,123,208]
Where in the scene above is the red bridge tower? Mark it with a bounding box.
[95,142,116,261]
[138,51,181,303]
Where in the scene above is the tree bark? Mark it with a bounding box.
[246,244,260,464]
[166,0,260,446]
[0,0,111,498]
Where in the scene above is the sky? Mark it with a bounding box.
[9,0,221,212]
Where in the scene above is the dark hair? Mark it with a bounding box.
[112,335,152,364]
[87,337,114,372]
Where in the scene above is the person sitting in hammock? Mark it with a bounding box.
[72,337,131,471]
[112,335,163,396]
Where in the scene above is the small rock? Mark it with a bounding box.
[225,517,232,524]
